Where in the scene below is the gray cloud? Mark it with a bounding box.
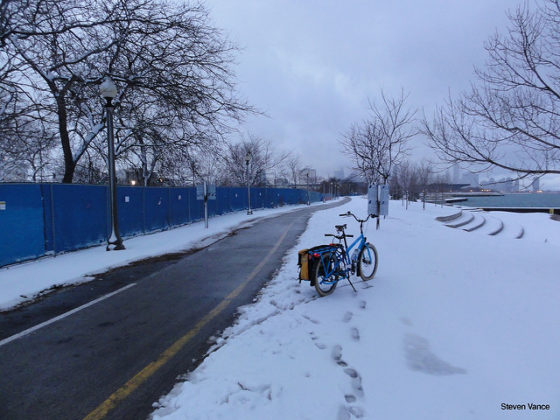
[205,0,516,179]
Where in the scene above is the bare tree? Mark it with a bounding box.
[342,90,416,184]
[1,0,252,183]
[415,161,433,193]
[221,134,288,186]
[389,160,434,202]
[424,0,560,178]
[0,86,58,181]
[286,156,301,188]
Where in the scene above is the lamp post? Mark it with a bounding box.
[100,76,125,250]
[245,151,253,215]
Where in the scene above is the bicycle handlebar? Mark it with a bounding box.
[339,210,375,224]
[325,233,353,239]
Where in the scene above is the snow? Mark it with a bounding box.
[0,201,327,311]
[2,196,559,419]
[150,197,560,420]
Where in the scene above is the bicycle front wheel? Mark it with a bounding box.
[314,251,338,297]
[358,243,378,281]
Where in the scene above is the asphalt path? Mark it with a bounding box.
[0,199,348,420]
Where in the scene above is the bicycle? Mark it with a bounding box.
[311,211,379,297]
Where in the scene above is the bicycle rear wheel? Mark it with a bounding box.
[314,251,338,297]
[358,243,378,281]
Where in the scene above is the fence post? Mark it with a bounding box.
[50,184,57,255]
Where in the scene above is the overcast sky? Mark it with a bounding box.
[202,0,543,183]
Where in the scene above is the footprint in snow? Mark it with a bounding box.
[342,311,353,323]
[351,375,364,398]
[309,331,326,349]
[350,327,360,342]
[338,405,365,419]
[344,367,359,378]
[345,394,357,403]
[331,344,343,362]
[331,345,348,366]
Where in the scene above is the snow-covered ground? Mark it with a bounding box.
[150,197,560,420]
[2,197,559,418]
[0,201,327,311]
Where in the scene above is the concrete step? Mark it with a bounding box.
[436,211,462,222]
[464,215,486,232]
[446,213,475,228]
[488,219,504,236]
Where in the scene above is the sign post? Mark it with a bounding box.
[196,182,216,228]
[368,184,389,229]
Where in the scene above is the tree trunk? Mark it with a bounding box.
[57,95,75,183]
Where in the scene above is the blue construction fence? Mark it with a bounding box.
[0,183,323,267]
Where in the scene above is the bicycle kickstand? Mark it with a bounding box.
[347,276,357,293]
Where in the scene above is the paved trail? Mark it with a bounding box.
[0,199,347,420]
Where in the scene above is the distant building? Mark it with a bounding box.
[532,177,540,192]
[460,171,479,188]
[494,177,514,193]
[452,164,461,184]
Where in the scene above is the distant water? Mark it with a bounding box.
[461,193,560,208]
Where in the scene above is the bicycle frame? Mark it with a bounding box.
[316,232,368,285]
[315,212,376,287]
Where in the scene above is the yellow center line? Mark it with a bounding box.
[83,221,296,420]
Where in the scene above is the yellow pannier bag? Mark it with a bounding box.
[298,249,309,280]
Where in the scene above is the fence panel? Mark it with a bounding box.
[0,184,45,266]
[186,187,202,222]
[169,188,190,227]
[229,187,246,212]
[215,187,229,215]
[118,187,145,237]
[51,184,107,253]
[144,188,170,231]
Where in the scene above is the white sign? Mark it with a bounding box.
[368,184,389,217]
[197,183,216,200]
[0,201,5,210]
[196,184,205,200]
[207,184,216,200]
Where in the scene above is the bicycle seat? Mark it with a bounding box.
[335,224,347,231]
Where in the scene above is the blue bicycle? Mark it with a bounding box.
[312,211,378,297]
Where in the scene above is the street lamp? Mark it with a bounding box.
[245,151,253,215]
[100,76,125,250]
